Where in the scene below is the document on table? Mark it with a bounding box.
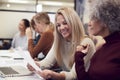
[0,50,25,67]
[19,50,42,71]
[18,50,44,80]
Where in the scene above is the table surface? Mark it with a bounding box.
[0,50,44,80]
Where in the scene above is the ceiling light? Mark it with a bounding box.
[36,4,42,12]
[6,4,10,7]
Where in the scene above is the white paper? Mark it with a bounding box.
[18,50,45,80]
[18,50,42,72]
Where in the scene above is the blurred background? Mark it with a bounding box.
[0,0,93,49]
[0,0,74,12]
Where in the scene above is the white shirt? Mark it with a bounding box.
[11,32,28,50]
[40,38,96,80]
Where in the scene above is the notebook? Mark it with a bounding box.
[0,66,33,78]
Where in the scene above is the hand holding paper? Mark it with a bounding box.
[17,49,42,72]
[18,50,44,80]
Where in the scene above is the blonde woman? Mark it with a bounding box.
[26,12,54,60]
[28,7,96,80]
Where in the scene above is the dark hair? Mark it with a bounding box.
[22,19,30,28]
[90,0,120,33]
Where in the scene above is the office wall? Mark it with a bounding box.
[0,11,35,38]
[0,11,55,38]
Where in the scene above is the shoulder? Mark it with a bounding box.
[81,37,94,45]
[13,33,20,38]
[45,29,53,34]
[42,30,54,37]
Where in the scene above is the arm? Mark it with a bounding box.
[11,33,18,48]
[11,38,15,48]
[28,31,53,58]
[60,63,77,80]
[39,43,56,69]
[28,43,64,79]
[75,51,89,80]
[28,42,56,71]
[75,38,96,80]
[37,69,65,80]
[61,43,95,80]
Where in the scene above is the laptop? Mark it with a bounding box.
[0,66,33,78]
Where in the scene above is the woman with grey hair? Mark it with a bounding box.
[75,0,120,80]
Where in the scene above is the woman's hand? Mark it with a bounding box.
[27,61,40,71]
[26,27,33,39]
[76,44,90,54]
[34,57,39,61]
[37,69,53,79]
[36,69,65,80]
[27,63,35,71]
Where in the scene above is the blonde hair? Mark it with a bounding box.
[30,16,35,30]
[33,12,54,31]
[54,7,85,67]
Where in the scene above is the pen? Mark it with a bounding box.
[0,56,12,58]
[13,58,24,60]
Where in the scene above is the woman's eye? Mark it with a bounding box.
[63,22,67,25]
[56,24,61,27]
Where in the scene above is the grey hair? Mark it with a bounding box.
[90,0,120,33]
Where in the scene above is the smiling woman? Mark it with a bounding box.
[27,7,95,80]
[56,14,72,41]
